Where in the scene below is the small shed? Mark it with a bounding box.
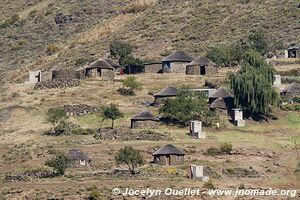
[152,144,185,165]
[186,57,218,75]
[209,88,234,114]
[153,86,178,105]
[84,59,115,81]
[144,62,163,73]
[162,51,194,73]
[287,44,300,58]
[67,149,91,168]
[131,109,159,128]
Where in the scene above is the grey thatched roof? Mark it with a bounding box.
[131,109,159,121]
[85,59,114,70]
[154,86,178,97]
[104,58,121,68]
[187,56,216,66]
[67,149,90,161]
[162,51,194,62]
[288,44,300,50]
[282,82,300,94]
[210,87,234,99]
[153,144,185,156]
[210,97,227,109]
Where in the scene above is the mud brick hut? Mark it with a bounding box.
[281,82,300,102]
[209,87,234,114]
[131,109,159,128]
[153,86,178,105]
[287,44,300,58]
[67,149,91,168]
[186,57,218,76]
[153,144,185,165]
[84,59,115,81]
[162,51,194,73]
[144,62,163,73]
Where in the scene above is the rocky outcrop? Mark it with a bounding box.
[34,79,80,90]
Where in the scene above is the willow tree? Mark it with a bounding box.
[229,50,278,115]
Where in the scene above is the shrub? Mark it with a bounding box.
[115,146,144,175]
[88,186,102,200]
[203,180,215,189]
[204,147,221,156]
[46,44,60,55]
[45,152,70,176]
[220,143,233,154]
[0,14,20,28]
[120,76,142,95]
[46,108,68,131]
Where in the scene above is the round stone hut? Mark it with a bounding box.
[67,149,91,168]
[84,59,115,81]
[209,87,234,115]
[162,51,194,73]
[152,144,185,165]
[153,86,178,105]
[186,56,218,76]
[131,109,159,129]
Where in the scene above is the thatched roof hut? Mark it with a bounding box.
[104,58,121,69]
[153,144,185,156]
[209,87,234,99]
[210,97,227,109]
[281,82,300,96]
[152,144,185,165]
[67,149,91,168]
[154,86,178,98]
[85,59,114,70]
[162,51,194,62]
[187,56,216,66]
[131,109,159,128]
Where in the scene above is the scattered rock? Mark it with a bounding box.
[34,79,80,90]
[222,168,260,178]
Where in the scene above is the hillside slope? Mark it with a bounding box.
[0,0,299,83]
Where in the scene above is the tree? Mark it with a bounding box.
[206,45,230,67]
[159,87,215,126]
[229,50,278,116]
[46,108,68,131]
[101,104,124,129]
[115,146,144,175]
[121,76,142,95]
[45,152,70,176]
[110,40,143,66]
[248,30,269,55]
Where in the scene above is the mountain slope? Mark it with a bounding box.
[0,0,299,83]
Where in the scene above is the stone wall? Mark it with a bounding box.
[186,65,218,75]
[144,63,162,73]
[153,155,184,165]
[131,120,159,129]
[52,69,81,80]
[63,104,100,116]
[164,62,189,73]
[101,69,115,81]
[34,79,80,89]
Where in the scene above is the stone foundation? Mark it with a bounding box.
[186,65,218,75]
[131,120,159,129]
[153,155,184,165]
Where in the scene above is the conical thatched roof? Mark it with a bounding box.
[154,86,178,97]
[187,56,216,66]
[104,58,121,68]
[85,59,114,70]
[210,97,227,109]
[131,109,159,121]
[162,51,194,62]
[282,82,300,94]
[288,44,300,50]
[67,149,90,161]
[210,87,234,99]
[153,144,185,156]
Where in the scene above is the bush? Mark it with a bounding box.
[88,186,102,200]
[293,97,300,103]
[46,44,60,55]
[203,180,215,189]
[46,108,68,131]
[204,147,221,156]
[220,143,233,154]
[0,14,20,28]
[120,76,142,95]
[45,152,70,176]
